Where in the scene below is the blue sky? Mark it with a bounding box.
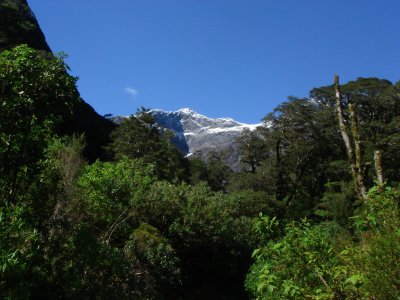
[29,0,400,123]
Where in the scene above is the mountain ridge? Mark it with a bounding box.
[114,108,262,169]
[152,108,262,170]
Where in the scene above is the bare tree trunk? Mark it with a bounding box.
[374,150,384,187]
[275,138,285,201]
[349,104,368,200]
[334,75,368,200]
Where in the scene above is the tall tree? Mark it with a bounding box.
[108,108,188,181]
[0,45,78,201]
[237,128,267,173]
[260,97,339,215]
[334,75,368,200]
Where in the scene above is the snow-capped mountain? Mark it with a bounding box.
[151,108,262,169]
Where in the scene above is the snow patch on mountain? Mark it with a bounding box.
[113,108,264,170]
[150,108,263,170]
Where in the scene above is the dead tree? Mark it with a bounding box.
[334,75,368,200]
[374,150,384,187]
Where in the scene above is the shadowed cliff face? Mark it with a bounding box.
[0,0,116,161]
[0,0,51,52]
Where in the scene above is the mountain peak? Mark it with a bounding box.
[177,108,196,114]
[150,108,262,170]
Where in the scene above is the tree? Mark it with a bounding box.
[0,45,78,202]
[237,128,267,173]
[334,75,368,200]
[108,108,188,181]
[245,217,361,299]
[257,97,341,218]
[311,77,400,186]
[187,156,209,185]
[204,151,232,191]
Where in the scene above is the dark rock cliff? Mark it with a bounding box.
[0,0,115,161]
[0,0,50,52]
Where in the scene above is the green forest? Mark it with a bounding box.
[1,1,400,299]
[1,44,400,299]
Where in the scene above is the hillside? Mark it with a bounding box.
[0,0,50,52]
[0,0,115,160]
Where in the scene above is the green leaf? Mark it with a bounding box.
[345,274,362,286]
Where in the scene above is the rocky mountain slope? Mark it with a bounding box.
[0,0,51,52]
[151,108,262,170]
[0,0,116,160]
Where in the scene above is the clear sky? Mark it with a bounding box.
[29,0,400,124]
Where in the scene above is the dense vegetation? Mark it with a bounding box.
[0,0,116,162]
[1,45,400,299]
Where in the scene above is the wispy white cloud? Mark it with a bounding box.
[124,87,138,98]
